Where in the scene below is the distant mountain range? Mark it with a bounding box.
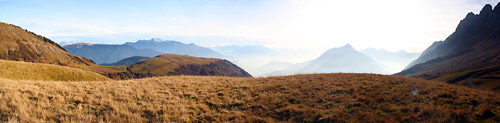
[361,48,420,73]
[63,38,226,64]
[302,44,386,74]
[262,44,386,76]
[397,3,500,91]
[64,43,163,64]
[125,38,225,58]
[210,45,284,75]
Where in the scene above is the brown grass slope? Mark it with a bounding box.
[102,54,252,79]
[0,59,110,81]
[0,73,498,122]
[0,22,96,67]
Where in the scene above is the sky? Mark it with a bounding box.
[1,0,499,54]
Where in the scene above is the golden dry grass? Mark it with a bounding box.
[0,22,96,67]
[0,59,110,81]
[0,73,499,122]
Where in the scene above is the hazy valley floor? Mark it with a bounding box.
[0,73,499,122]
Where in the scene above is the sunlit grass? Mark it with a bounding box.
[0,59,110,81]
[0,73,498,122]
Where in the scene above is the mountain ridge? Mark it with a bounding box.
[64,43,163,64]
[397,3,500,91]
[125,38,226,58]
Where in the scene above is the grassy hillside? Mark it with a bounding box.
[0,22,96,67]
[0,73,498,122]
[0,59,110,81]
[127,54,220,75]
[425,64,500,92]
[96,54,252,79]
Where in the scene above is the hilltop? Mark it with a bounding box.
[0,73,498,122]
[99,54,252,79]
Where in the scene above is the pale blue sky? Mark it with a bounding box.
[1,0,499,54]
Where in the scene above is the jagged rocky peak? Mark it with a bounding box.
[480,4,493,15]
[342,43,353,48]
[495,2,500,12]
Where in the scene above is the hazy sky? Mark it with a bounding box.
[1,0,499,53]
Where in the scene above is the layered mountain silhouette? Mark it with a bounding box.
[302,44,386,73]
[125,38,225,58]
[64,43,163,64]
[64,38,226,65]
[0,22,95,67]
[397,3,500,91]
[211,45,284,75]
[361,48,420,73]
[264,44,386,76]
[101,56,150,66]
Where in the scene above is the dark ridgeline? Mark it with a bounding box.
[397,3,500,91]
